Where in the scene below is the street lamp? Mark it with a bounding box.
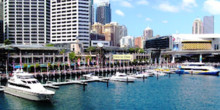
[97,43,104,68]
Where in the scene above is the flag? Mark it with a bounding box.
[78,58,80,66]
[20,58,22,69]
[58,62,60,68]
[68,58,71,67]
[105,60,107,66]
[92,59,95,65]
[87,58,90,66]
[96,57,99,66]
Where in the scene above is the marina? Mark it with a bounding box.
[1,73,220,110]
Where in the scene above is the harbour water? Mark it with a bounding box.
[1,74,220,110]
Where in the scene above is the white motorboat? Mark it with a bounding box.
[154,71,166,76]
[83,73,100,80]
[4,69,55,101]
[144,70,155,77]
[131,72,149,78]
[110,72,136,82]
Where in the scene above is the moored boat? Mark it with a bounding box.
[110,72,136,82]
[176,62,220,76]
[4,69,55,101]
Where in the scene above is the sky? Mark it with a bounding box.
[94,0,220,37]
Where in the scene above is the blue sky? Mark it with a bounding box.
[94,0,220,37]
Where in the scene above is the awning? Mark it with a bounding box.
[14,65,23,69]
[40,64,47,67]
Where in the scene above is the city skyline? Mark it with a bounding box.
[94,0,220,37]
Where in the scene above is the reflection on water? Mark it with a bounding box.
[1,74,220,110]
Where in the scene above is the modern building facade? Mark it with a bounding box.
[92,22,103,34]
[143,27,153,40]
[134,37,143,48]
[90,32,105,41]
[89,0,94,27]
[92,22,127,47]
[192,18,203,34]
[0,0,3,43]
[91,40,110,47]
[4,0,50,44]
[203,16,214,34]
[50,0,90,49]
[96,1,111,25]
[0,0,3,20]
[120,36,134,48]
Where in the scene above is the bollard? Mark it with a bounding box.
[127,77,128,84]
[107,79,109,88]
[157,74,159,80]
[143,75,145,82]
[83,82,86,91]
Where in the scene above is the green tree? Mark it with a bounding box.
[129,48,135,53]
[139,48,145,53]
[35,63,40,69]
[23,63,28,72]
[59,49,66,55]
[4,39,11,45]
[135,48,140,53]
[47,62,51,70]
[85,55,92,61]
[86,46,96,55]
[69,52,76,61]
[46,44,54,47]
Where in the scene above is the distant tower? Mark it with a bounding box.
[143,27,153,40]
[192,18,203,34]
[203,16,214,34]
[96,1,111,25]
[0,0,3,43]
[90,0,94,26]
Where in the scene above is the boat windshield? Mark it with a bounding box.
[22,80,39,84]
[17,75,34,79]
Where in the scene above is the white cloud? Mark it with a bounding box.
[204,0,220,15]
[137,0,149,6]
[94,0,109,5]
[145,18,152,21]
[182,0,197,11]
[159,3,179,13]
[121,1,133,8]
[115,9,125,16]
[162,20,168,24]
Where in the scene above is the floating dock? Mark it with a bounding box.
[44,78,110,87]
[0,86,4,92]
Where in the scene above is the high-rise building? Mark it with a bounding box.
[120,36,134,48]
[192,18,203,34]
[134,37,144,48]
[92,22,127,47]
[143,27,153,40]
[0,0,3,20]
[96,1,111,25]
[51,0,90,49]
[89,0,94,27]
[92,22,103,34]
[0,0,3,43]
[203,16,214,34]
[4,0,50,44]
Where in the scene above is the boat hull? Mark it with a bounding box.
[110,77,135,82]
[4,86,54,101]
[176,70,220,76]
